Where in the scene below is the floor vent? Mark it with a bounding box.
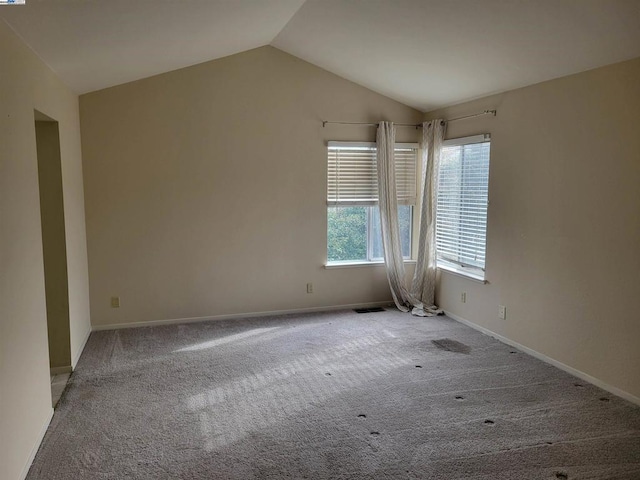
[354,307,386,314]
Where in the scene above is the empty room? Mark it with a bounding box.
[1,1,639,479]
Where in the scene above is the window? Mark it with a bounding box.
[436,134,491,280]
[327,142,417,264]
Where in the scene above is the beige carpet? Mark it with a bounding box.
[28,309,640,479]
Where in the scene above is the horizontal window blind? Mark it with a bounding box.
[395,147,418,206]
[327,142,417,206]
[436,135,490,270]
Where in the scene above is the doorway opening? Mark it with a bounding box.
[34,110,71,407]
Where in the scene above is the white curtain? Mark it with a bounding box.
[410,120,446,314]
[376,120,445,316]
[376,122,414,311]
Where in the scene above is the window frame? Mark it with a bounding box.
[435,133,491,282]
[326,141,418,267]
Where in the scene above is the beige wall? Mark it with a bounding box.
[0,20,91,480]
[80,46,421,328]
[428,58,640,399]
[35,120,71,369]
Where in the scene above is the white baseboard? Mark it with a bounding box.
[71,326,92,368]
[91,301,394,331]
[444,310,640,407]
[19,407,54,480]
[49,366,72,376]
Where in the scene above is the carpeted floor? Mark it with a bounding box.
[27,309,640,479]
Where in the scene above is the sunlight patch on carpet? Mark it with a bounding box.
[187,332,411,450]
[175,327,282,352]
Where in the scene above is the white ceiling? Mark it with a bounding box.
[274,0,640,110]
[0,0,306,95]
[2,0,640,111]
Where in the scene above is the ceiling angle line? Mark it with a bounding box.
[322,110,497,128]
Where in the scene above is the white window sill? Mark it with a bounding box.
[437,261,488,283]
[325,259,416,269]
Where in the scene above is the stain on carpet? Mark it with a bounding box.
[432,338,471,354]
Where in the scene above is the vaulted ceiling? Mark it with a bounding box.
[2,0,640,111]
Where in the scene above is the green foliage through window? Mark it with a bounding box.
[328,206,412,263]
[327,206,367,262]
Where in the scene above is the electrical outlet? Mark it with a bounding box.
[498,305,506,320]
[461,292,467,303]
[307,283,313,294]
[111,296,120,308]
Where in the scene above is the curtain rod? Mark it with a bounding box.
[321,110,496,128]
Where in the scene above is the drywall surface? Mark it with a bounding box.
[80,46,421,327]
[429,58,640,399]
[0,20,91,480]
[35,121,71,369]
